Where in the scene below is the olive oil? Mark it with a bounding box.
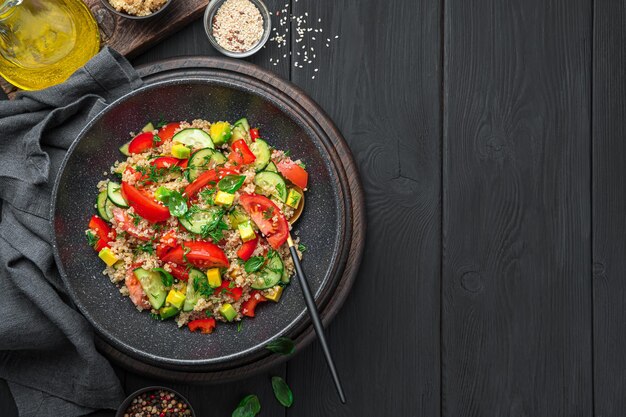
[0,0,100,90]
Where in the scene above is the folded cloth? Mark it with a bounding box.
[0,47,143,417]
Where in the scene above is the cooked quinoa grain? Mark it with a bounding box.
[212,0,264,52]
[107,0,167,17]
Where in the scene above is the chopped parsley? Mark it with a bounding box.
[199,188,216,205]
[263,206,274,220]
[85,230,98,247]
[298,243,307,253]
[137,243,155,255]
[155,117,168,129]
[129,212,141,226]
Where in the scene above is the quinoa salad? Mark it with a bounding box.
[86,118,308,334]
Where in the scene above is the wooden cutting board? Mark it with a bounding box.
[0,0,209,98]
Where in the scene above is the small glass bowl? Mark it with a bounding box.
[100,0,173,20]
[203,0,272,58]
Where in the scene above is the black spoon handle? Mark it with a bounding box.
[289,245,346,404]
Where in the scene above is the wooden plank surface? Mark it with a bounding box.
[6,0,626,416]
[285,0,442,416]
[442,0,593,416]
[592,1,626,416]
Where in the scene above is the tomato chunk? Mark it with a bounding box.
[160,240,229,269]
[249,128,260,141]
[214,280,243,301]
[237,233,259,261]
[128,132,158,154]
[151,156,185,170]
[167,263,189,281]
[239,194,289,249]
[88,215,115,251]
[276,159,308,189]
[183,167,241,198]
[242,291,267,317]
[157,122,181,142]
[121,182,170,223]
[125,267,151,310]
[188,318,216,334]
[111,206,150,241]
[228,139,256,165]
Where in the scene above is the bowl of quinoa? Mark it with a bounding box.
[101,0,172,19]
[204,0,271,57]
[52,78,355,372]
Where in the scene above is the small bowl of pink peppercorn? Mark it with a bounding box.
[115,387,195,417]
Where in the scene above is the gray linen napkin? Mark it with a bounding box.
[0,47,143,417]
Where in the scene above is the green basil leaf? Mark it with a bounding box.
[218,175,246,194]
[232,394,261,417]
[153,268,173,287]
[271,376,293,407]
[265,337,295,355]
[244,256,265,274]
[167,191,188,217]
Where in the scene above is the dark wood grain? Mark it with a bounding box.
[285,0,442,416]
[592,1,626,416]
[442,1,592,416]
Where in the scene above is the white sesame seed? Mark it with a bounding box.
[335,35,339,38]
[314,68,318,72]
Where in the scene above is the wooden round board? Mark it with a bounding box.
[94,57,365,383]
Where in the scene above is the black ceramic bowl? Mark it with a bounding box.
[52,78,351,371]
[115,386,195,417]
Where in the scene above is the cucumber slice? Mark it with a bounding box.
[172,128,214,150]
[188,148,227,181]
[183,269,204,311]
[142,122,154,132]
[250,139,271,171]
[281,267,291,284]
[97,191,112,221]
[254,171,288,202]
[107,181,129,208]
[234,118,250,131]
[231,124,250,143]
[119,141,131,156]
[265,161,278,173]
[251,252,284,289]
[134,268,167,309]
[179,207,222,234]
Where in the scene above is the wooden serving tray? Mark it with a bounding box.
[0,0,209,98]
[93,56,366,382]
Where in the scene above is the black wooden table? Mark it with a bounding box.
[3,0,626,415]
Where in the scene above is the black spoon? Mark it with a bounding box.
[286,187,346,404]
